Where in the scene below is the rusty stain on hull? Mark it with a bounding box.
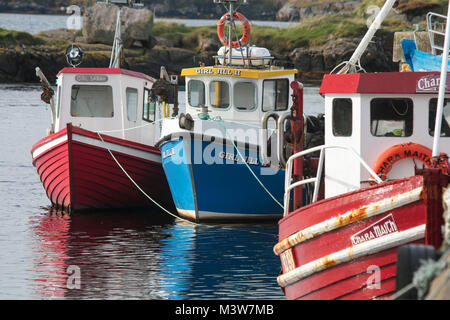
[277,225,425,288]
[274,187,423,256]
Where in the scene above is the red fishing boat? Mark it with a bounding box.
[271,0,450,300]
[31,1,177,212]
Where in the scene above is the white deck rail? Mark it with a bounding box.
[427,12,448,56]
[283,145,384,216]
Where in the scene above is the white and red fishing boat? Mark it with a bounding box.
[272,0,450,300]
[31,0,177,212]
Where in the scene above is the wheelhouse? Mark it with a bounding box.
[181,66,298,125]
[320,71,450,198]
[54,68,159,145]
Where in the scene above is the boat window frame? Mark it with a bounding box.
[262,78,289,112]
[370,97,414,137]
[428,97,450,137]
[209,79,231,110]
[70,84,114,118]
[143,87,156,123]
[126,87,138,122]
[233,81,258,112]
[187,79,206,108]
[332,98,353,137]
[56,85,62,118]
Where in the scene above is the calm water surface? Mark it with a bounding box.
[0,13,297,35]
[0,85,322,300]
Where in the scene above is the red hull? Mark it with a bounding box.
[31,123,174,212]
[275,173,447,300]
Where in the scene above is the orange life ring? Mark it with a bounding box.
[217,11,251,48]
[370,142,435,184]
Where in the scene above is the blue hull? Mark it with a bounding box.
[160,136,285,222]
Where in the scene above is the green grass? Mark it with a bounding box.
[152,14,373,51]
[0,28,45,46]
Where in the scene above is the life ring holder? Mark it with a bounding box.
[370,142,441,185]
[217,11,251,48]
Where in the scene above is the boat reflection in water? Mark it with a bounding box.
[31,207,283,299]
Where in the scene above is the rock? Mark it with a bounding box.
[276,1,360,22]
[199,38,219,52]
[36,28,77,42]
[276,3,299,21]
[82,3,153,47]
[155,36,174,48]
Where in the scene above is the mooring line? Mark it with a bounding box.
[96,132,199,226]
[96,130,279,238]
[211,116,284,209]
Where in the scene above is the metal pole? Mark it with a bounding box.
[432,1,450,157]
[228,2,233,66]
[338,0,396,74]
[109,6,123,68]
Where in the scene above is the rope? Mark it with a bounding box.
[93,117,280,238]
[211,115,284,209]
[96,116,174,134]
[392,253,449,300]
[96,131,199,226]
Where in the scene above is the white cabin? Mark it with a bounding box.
[180,65,298,125]
[54,68,162,146]
[321,72,450,199]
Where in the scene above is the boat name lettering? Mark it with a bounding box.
[377,150,432,174]
[350,214,398,245]
[162,147,175,159]
[218,151,258,165]
[75,75,109,82]
[195,68,241,76]
[416,74,450,93]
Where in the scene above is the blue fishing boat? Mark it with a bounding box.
[156,0,301,222]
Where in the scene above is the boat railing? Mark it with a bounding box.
[213,55,274,68]
[427,11,448,55]
[283,145,383,216]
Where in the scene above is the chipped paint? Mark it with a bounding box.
[274,187,423,256]
[277,225,426,288]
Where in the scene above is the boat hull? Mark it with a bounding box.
[160,134,285,222]
[275,174,447,300]
[31,123,174,212]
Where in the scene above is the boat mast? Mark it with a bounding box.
[214,0,248,66]
[109,4,123,68]
[432,1,450,157]
[336,0,396,74]
[98,0,143,68]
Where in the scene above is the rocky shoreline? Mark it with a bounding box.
[0,31,398,86]
[0,1,404,85]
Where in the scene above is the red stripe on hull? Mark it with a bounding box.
[277,176,429,300]
[32,124,173,212]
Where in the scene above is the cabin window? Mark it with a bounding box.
[210,80,230,109]
[143,88,155,122]
[262,79,289,112]
[70,85,114,118]
[188,80,205,108]
[332,98,352,137]
[370,98,413,137]
[126,88,138,122]
[429,98,450,137]
[234,82,257,111]
[56,85,62,118]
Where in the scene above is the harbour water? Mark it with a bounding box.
[0,85,322,299]
[0,12,298,35]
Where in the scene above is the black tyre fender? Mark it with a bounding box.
[395,244,438,299]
